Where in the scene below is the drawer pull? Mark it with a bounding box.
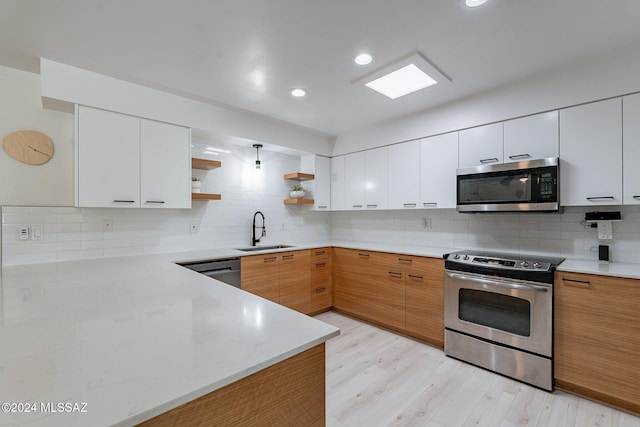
[633,196,640,200]
[316,262,326,268]
[408,274,424,280]
[367,204,378,208]
[145,200,165,204]
[315,250,326,255]
[282,254,294,260]
[315,286,326,292]
[398,258,412,263]
[422,202,437,207]
[352,204,363,208]
[388,271,402,277]
[264,256,277,262]
[508,154,531,160]
[403,203,417,208]
[318,205,328,209]
[479,157,499,164]
[586,196,615,201]
[358,253,370,258]
[113,200,135,203]
[562,277,591,287]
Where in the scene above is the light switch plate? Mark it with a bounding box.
[32,225,44,240]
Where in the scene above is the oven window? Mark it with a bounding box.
[458,289,531,336]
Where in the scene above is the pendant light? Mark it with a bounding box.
[253,144,263,169]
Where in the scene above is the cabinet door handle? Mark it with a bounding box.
[264,256,277,262]
[403,203,417,208]
[633,196,640,200]
[388,271,402,278]
[586,196,615,201]
[398,258,412,264]
[145,200,165,204]
[315,286,326,292]
[366,204,378,208]
[352,204,363,208]
[315,262,326,268]
[561,277,591,287]
[358,253,370,258]
[479,158,499,164]
[113,200,135,203]
[508,154,531,160]
[408,274,424,280]
[422,202,437,207]
[318,205,328,209]
[282,254,294,260]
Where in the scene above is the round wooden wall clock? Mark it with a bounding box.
[2,130,54,165]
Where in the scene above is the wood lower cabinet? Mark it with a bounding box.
[241,250,310,313]
[310,248,332,313]
[555,271,640,413]
[405,257,444,347]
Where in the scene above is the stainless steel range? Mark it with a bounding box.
[443,250,564,391]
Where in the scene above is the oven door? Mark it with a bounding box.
[444,270,552,357]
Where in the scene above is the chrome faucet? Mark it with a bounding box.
[252,211,266,246]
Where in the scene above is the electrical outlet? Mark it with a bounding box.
[19,226,29,241]
[597,221,613,240]
[103,218,113,232]
[31,225,44,241]
[190,221,200,233]
[281,222,286,231]
[423,218,432,231]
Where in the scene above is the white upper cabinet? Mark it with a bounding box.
[140,120,191,209]
[388,142,420,209]
[77,105,191,209]
[301,155,331,210]
[420,132,458,209]
[365,146,388,209]
[458,123,503,168]
[331,155,346,210]
[503,111,559,161]
[345,152,366,209]
[559,98,622,206]
[623,93,640,205]
[77,106,140,208]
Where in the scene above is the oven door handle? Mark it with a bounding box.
[446,272,549,293]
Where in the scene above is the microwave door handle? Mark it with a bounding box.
[446,272,549,292]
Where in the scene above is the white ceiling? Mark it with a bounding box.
[2,0,640,136]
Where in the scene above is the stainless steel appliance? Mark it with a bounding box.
[178,257,241,288]
[443,250,564,391]
[456,157,559,213]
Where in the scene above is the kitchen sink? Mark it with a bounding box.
[235,244,295,252]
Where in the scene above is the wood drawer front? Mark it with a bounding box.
[333,247,386,267]
[377,252,429,270]
[555,271,640,410]
[310,247,330,262]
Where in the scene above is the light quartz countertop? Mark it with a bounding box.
[0,252,339,426]
[2,240,639,426]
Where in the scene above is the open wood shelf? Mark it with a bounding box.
[284,198,314,205]
[192,158,222,170]
[192,193,222,200]
[284,172,315,181]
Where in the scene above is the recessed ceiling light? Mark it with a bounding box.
[289,88,307,98]
[354,53,373,66]
[365,64,437,99]
[462,0,489,8]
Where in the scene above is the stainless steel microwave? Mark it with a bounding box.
[456,157,559,213]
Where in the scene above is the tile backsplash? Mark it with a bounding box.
[330,206,640,264]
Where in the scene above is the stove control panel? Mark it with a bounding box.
[446,252,555,272]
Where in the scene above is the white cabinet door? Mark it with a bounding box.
[313,156,331,210]
[140,120,191,209]
[420,132,458,209]
[560,98,622,206]
[77,106,140,208]
[388,141,420,209]
[365,147,388,209]
[458,123,503,168]
[504,111,559,161]
[345,152,366,209]
[623,93,640,205]
[331,155,346,210]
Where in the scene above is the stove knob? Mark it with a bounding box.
[521,261,529,267]
[533,262,542,268]
[463,255,470,260]
[453,254,460,260]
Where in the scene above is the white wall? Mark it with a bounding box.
[333,42,640,155]
[40,59,334,156]
[2,142,330,266]
[331,206,640,264]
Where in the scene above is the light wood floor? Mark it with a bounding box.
[316,311,640,427]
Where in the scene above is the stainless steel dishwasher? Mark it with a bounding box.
[178,258,241,288]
